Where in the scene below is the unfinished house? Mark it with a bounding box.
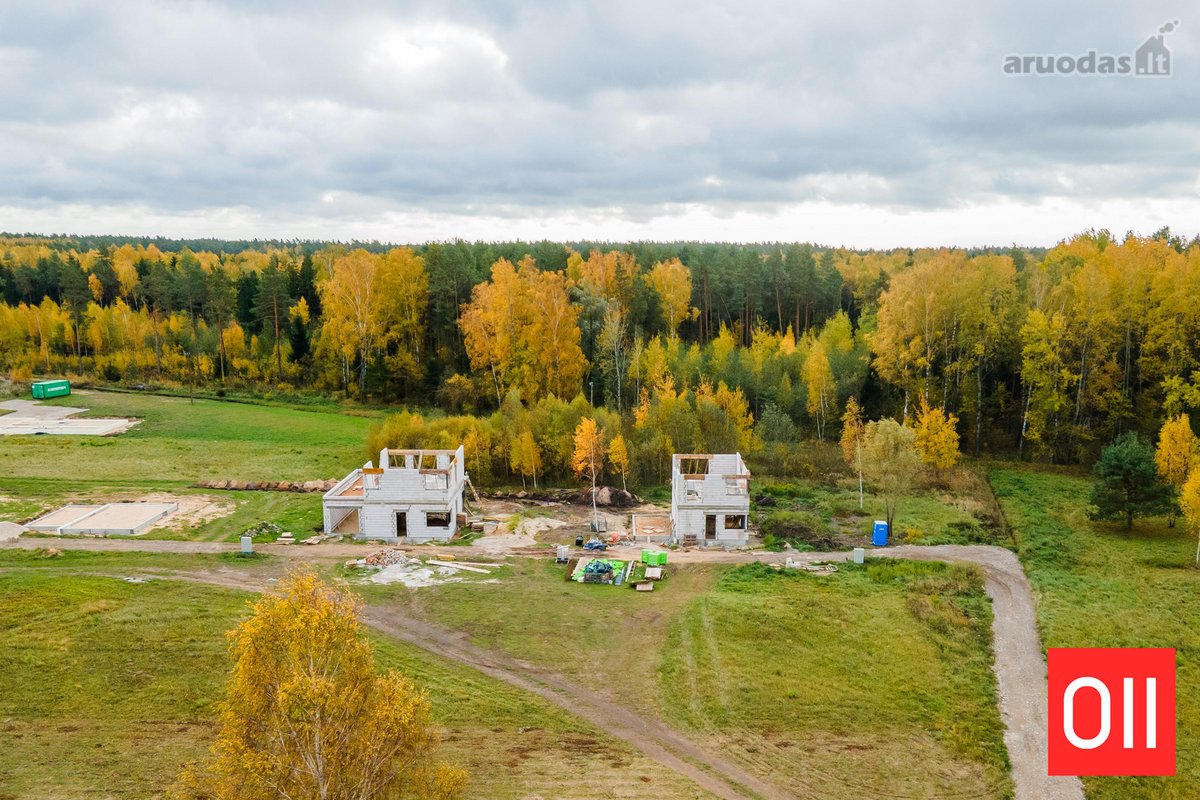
[670,453,751,547]
[323,446,468,542]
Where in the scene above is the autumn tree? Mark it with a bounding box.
[608,432,630,491]
[318,249,378,399]
[460,257,586,405]
[374,247,429,394]
[861,418,921,533]
[913,400,961,481]
[1156,414,1198,527]
[648,258,694,338]
[803,338,835,439]
[509,428,542,489]
[170,568,465,800]
[255,255,292,383]
[597,306,631,412]
[840,397,866,508]
[572,417,608,525]
[1180,467,1200,565]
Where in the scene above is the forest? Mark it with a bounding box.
[1,228,1198,483]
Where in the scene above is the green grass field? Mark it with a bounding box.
[0,553,714,800]
[658,561,1011,799]
[1,390,374,483]
[363,556,1012,798]
[0,390,374,541]
[991,468,1200,799]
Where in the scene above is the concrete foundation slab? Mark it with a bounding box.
[0,521,27,542]
[0,399,139,436]
[28,502,178,535]
[27,505,104,531]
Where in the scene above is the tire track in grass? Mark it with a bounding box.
[2,537,1084,800]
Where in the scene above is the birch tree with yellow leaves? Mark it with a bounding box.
[169,568,466,800]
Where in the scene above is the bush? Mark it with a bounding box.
[759,481,813,500]
[101,363,122,382]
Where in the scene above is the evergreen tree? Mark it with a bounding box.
[1088,432,1172,529]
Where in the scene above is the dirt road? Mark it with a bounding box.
[1,537,1083,800]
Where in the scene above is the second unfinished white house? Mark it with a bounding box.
[670,453,751,547]
[323,446,468,542]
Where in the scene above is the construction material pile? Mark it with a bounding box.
[242,521,294,542]
[345,550,501,589]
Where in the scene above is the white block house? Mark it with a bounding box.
[670,453,751,547]
[323,446,468,542]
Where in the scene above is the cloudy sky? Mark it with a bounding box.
[0,0,1196,246]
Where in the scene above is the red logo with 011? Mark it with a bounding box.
[1048,648,1176,776]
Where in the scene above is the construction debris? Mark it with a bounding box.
[241,521,295,541]
[342,549,501,588]
[782,558,839,574]
[357,548,410,567]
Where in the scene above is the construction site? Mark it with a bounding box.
[0,388,1116,800]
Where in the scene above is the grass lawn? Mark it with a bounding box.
[0,556,715,800]
[0,390,374,484]
[0,390,374,541]
[659,561,1011,799]
[361,556,1011,798]
[991,468,1200,799]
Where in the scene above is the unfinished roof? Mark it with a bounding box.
[383,448,461,473]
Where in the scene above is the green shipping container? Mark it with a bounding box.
[31,379,70,399]
[654,552,668,566]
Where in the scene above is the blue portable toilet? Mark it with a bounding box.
[872,520,889,547]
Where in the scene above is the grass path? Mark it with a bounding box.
[0,566,716,800]
[992,468,1200,800]
[1,538,1065,800]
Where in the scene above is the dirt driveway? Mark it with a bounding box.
[0,537,1082,800]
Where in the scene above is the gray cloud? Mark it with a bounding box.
[0,0,1196,239]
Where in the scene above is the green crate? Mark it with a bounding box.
[641,550,668,566]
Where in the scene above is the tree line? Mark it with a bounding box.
[1,229,1198,467]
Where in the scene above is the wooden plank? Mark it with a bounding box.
[428,559,490,573]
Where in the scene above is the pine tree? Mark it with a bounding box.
[1088,432,1172,529]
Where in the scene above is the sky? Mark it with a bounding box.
[0,0,1197,248]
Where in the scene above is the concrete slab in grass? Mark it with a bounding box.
[0,521,28,541]
[28,502,178,535]
[27,505,104,531]
[61,503,178,535]
[0,399,140,436]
